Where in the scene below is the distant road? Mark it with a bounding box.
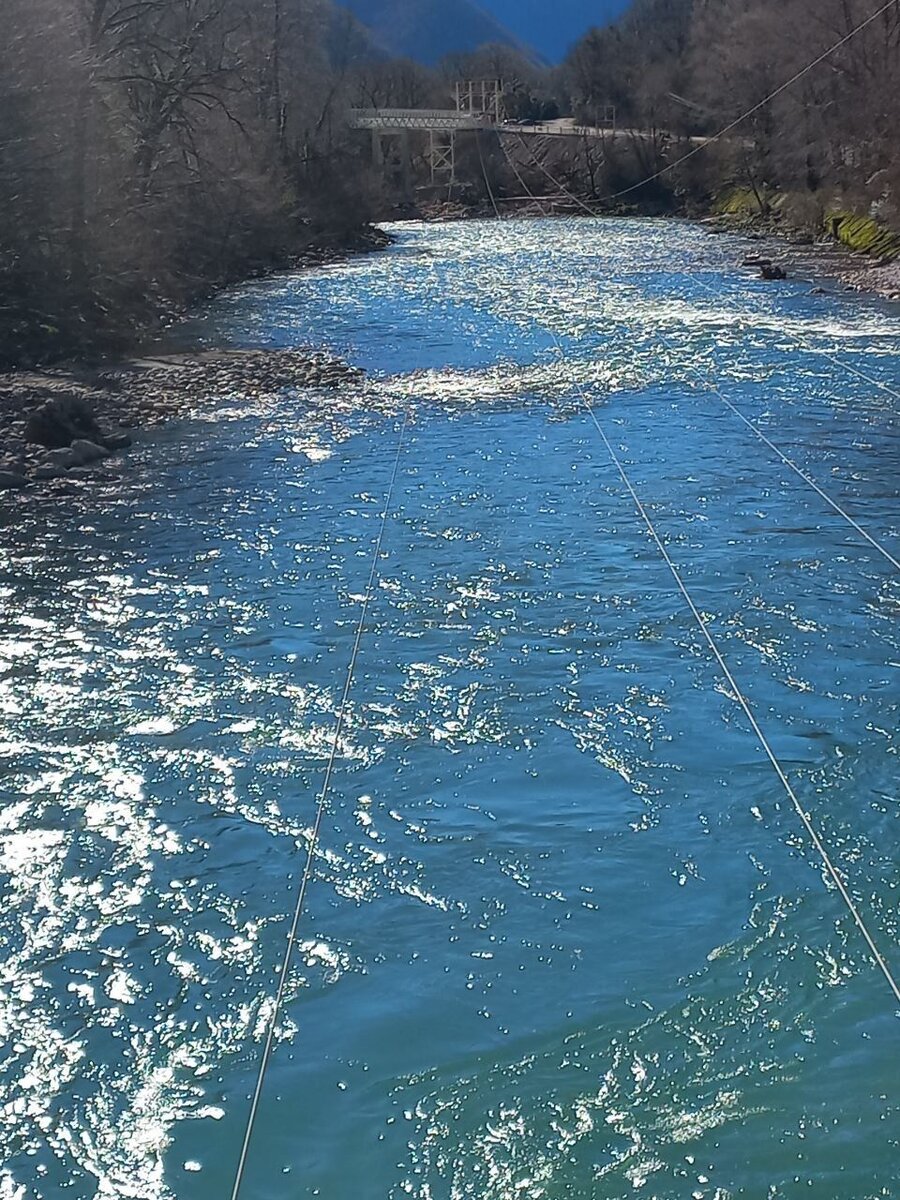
[503,118,711,145]
[502,118,613,138]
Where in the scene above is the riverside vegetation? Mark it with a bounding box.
[4,0,897,367]
[0,0,391,489]
[0,0,393,371]
[442,3,900,276]
[1,0,898,492]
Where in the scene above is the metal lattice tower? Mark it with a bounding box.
[454,79,504,123]
[349,80,505,192]
[427,130,456,184]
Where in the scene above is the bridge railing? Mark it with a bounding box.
[348,109,495,132]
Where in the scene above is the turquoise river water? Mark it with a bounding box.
[1,218,899,1198]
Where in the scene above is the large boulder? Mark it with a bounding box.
[42,447,79,469]
[25,395,106,449]
[0,471,27,491]
[71,439,110,464]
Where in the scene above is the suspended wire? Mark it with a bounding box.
[707,382,900,572]
[685,274,900,566]
[803,344,900,403]
[510,128,900,406]
[577,393,900,1007]
[511,134,599,216]
[229,404,413,1200]
[501,0,900,408]
[513,0,900,204]
[502,136,574,223]
[495,136,900,571]
[476,128,502,220]
[501,0,900,398]
[688,270,900,405]
[230,15,900,1170]
[480,134,900,1010]
[505,4,900,407]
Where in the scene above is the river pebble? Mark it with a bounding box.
[0,348,366,492]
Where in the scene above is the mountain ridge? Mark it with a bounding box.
[480,0,632,62]
[338,0,532,64]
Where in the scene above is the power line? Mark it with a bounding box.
[686,274,900,553]
[495,136,900,570]
[229,405,412,1200]
[230,10,900,1160]
[480,135,900,1010]
[689,271,900,406]
[511,127,900,405]
[496,137,900,571]
[703,379,900,572]
[577,390,900,1007]
[551,0,900,203]
[511,134,598,216]
[807,344,900,404]
[476,128,502,220]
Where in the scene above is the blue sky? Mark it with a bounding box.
[480,0,630,61]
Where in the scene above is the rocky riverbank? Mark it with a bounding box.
[1,224,394,375]
[414,194,900,302]
[0,224,393,498]
[836,257,900,300]
[0,349,365,495]
[718,222,900,301]
[703,199,900,302]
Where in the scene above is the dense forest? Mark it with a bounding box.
[0,0,384,366]
[564,0,900,218]
[1,0,898,368]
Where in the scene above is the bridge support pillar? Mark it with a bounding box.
[428,130,456,185]
[368,130,412,202]
[399,130,412,203]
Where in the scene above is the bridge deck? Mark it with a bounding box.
[349,109,491,132]
[349,110,620,139]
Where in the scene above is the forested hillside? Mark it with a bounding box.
[564,0,900,221]
[0,0,383,367]
[340,0,526,62]
[485,0,630,62]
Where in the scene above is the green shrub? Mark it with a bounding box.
[714,188,772,217]
[824,212,900,259]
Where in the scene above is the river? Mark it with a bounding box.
[1,218,899,1199]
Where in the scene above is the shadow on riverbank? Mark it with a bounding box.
[2,210,897,500]
[0,226,393,496]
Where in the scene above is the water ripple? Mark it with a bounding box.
[1,216,898,1197]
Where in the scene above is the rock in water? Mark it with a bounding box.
[760,264,787,281]
[0,471,27,490]
[70,439,111,464]
[105,432,132,452]
[25,395,105,449]
[43,448,79,469]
